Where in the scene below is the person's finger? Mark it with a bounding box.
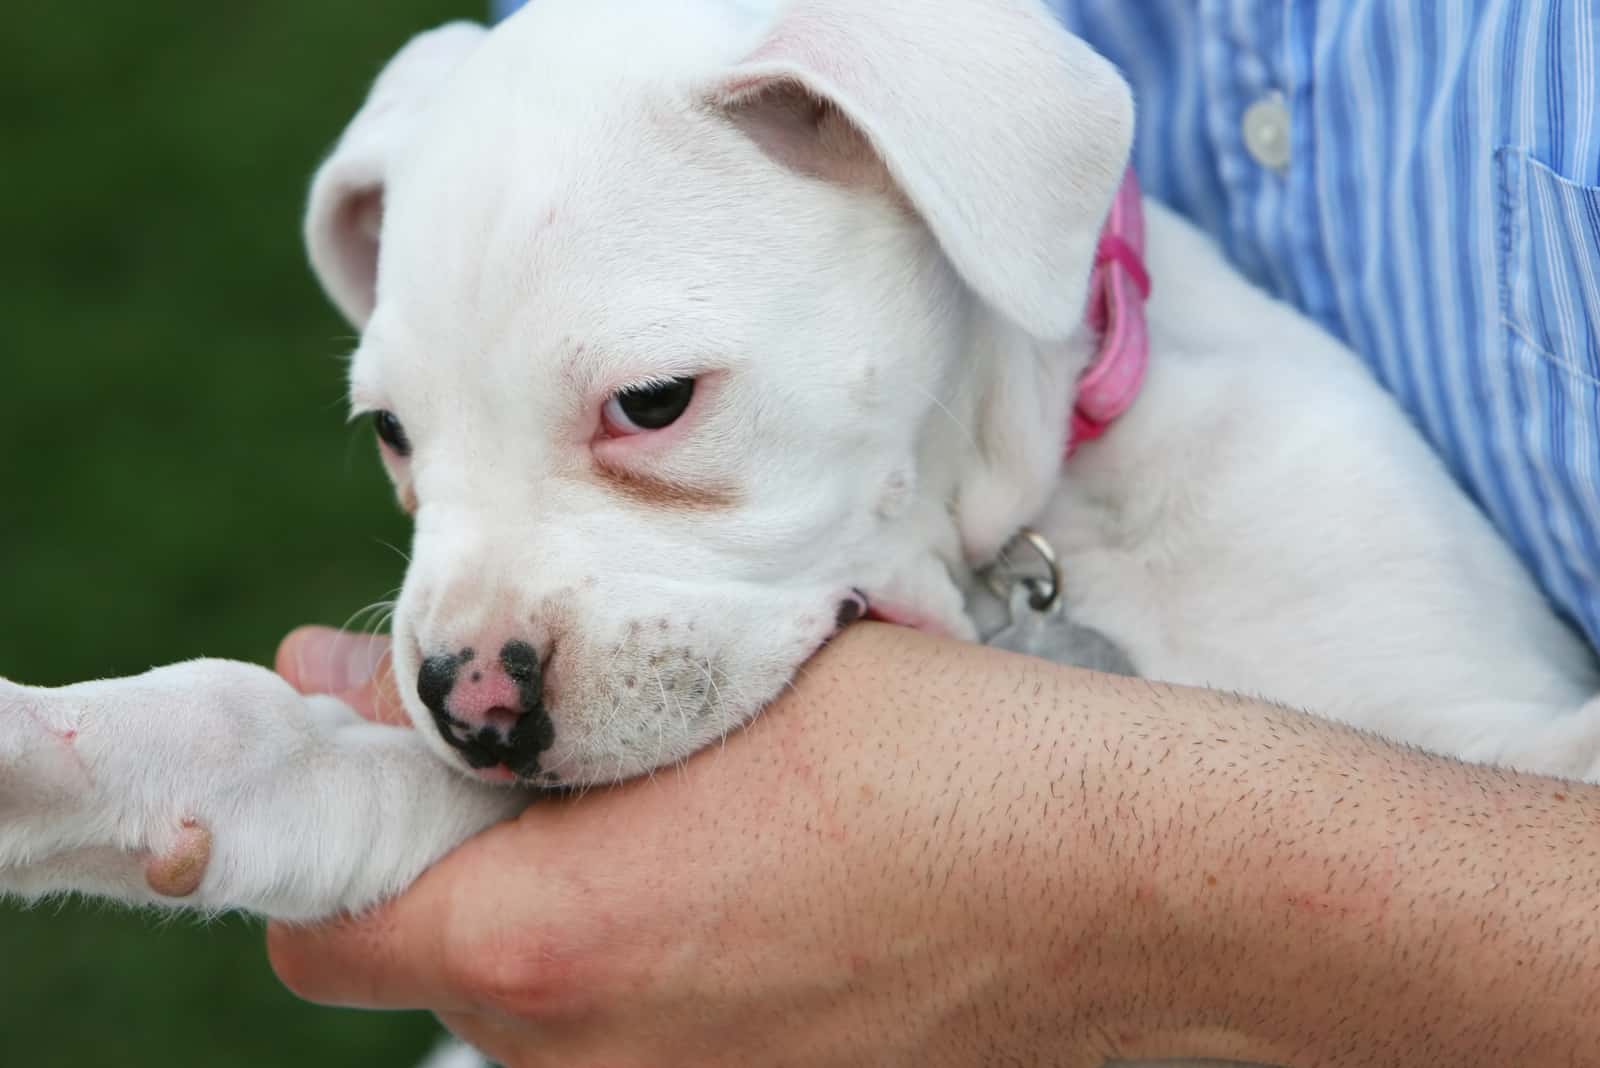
[266,852,465,1012]
[275,626,389,694]
[266,814,567,1014]
[275,626,408,725]
[436,1010,540,1067]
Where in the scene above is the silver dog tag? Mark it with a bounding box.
[984,583,1138,676]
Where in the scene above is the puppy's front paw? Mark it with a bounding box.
[0,662,524,919]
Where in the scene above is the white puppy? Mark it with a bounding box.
[3,0,1596,941]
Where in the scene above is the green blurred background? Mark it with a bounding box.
[1,3,480,1063]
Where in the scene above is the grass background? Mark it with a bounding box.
[1,2,482,1063]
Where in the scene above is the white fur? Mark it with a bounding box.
[4,0,1597,983]
[416,1039,491,1068]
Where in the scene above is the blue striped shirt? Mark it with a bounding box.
[492,1,1600,653]
[1051,2,1600,652]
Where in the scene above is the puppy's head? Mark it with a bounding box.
[305,0,1131,785]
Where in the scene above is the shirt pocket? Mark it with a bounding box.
[1492,146,1600,646]
[1495,148,1600,383]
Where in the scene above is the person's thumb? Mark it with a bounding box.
[274,626,408,726]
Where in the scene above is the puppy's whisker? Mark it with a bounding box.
[903,379,979,454]
[367,610,395,642]
[337,595,399,642]
[340,598,395,632]
[599,688,628,743]
[372,539,412,566]
[367,596,400,635]
[698,659,725,719]
[649,665,673,781]
[312,598,400,695]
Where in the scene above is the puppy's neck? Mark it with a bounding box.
[870,302,1096,635]
[944,305,1098,565]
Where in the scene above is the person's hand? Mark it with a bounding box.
[266,623,1600,1067]
[266,623,1143,1067]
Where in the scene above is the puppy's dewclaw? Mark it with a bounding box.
[144,819,211,899]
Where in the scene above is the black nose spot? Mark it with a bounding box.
[497,640,554,776]
[503,708,556,777]
[500,640,540,686]
[417,648,473,718]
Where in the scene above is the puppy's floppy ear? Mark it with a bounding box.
[709,0,1133,561]
[706,0,1133,340]
[305,22,487,328]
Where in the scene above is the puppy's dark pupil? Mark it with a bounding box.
[374,410,411,457]
[619,377,694,430]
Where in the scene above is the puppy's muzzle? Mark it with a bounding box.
[416,640,554,779]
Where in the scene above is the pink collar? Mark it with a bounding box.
[1067,168,1150,456]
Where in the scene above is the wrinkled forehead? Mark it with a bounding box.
[382,0,783,232]
[388,98,738,283]
[352,0,913,401]
[359,58,890,400]
[367,109,790,385]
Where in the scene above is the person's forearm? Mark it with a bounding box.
[957,654,1600,1065]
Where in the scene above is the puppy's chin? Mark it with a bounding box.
[536,618,851,788]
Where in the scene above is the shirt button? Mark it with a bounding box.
[1242,90,1291,173]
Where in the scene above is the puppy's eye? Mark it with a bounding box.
[373,410,412,457]
[602,377,695,436]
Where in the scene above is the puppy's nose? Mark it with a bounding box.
[416,639,554,776]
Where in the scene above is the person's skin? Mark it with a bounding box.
[268,623,1600,1067]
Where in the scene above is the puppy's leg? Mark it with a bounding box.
[1424,695,1600,783]
[1500,696,1600,784]
[0,660,525,920]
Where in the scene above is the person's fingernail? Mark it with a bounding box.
[292,628,391,694]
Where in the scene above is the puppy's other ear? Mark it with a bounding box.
[707,0,1133,341]
[305,23,487,328]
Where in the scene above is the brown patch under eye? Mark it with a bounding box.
[398,484,418,516]
[593,460,739,511]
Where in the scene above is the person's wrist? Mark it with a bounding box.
[911,660,1264,1063]
[778,629,1153,1061]
[1052,674,1307,1062]
[945,660,1170,1060]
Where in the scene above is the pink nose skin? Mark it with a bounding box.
[449,665,525,731]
